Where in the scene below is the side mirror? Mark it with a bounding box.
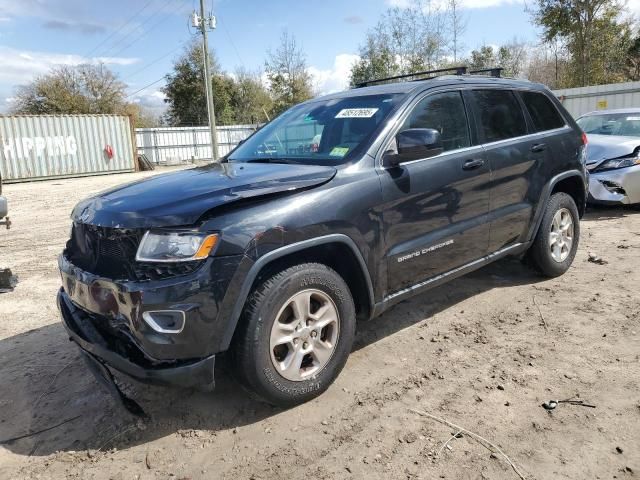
[383,128,443,167]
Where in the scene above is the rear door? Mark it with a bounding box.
[466,89,541,252]
[379,89,491,294]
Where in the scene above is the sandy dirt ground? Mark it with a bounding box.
[0,169,639,480]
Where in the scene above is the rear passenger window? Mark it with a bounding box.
[471,90,527,143]
[402,91,470,152]
[521,91,566,131]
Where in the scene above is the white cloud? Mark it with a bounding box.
[131,89,167,116]
[308,54,360,95]
[0,45,139,85]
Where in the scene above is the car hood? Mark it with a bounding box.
[586,134,640,165]
[71,162,337,228]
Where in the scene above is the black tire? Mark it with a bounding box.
[528,192,580,277]
[231,263,356,407]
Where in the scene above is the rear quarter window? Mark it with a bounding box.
[470,89,527,143]
[521,91,566,132]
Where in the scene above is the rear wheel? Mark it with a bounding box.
[231,263,356,406]
[528,192,580,277]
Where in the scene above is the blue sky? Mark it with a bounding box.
[0,0,541,114]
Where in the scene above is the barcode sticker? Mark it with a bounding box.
[335,108,379,118]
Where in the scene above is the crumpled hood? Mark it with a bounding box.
[586,134,640,165]
[72,162,337,228]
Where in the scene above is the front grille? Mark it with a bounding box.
[64,223,205,282]
[65,223,141,280]
[100,238,126,259]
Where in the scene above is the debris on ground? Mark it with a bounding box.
[542,398,596,411]
[137,154,155,171]
[0,268,18,293]
[588,252,608,265]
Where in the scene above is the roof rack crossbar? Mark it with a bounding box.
[355,66,468,88]
[468,67,504,78]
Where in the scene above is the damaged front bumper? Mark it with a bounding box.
[588,164,640,205]
[57,252,246,390]
[58,290,216,389]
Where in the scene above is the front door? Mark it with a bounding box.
[379,90,491,295]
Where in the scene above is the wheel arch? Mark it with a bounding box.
[220,234,375,351]
[527,170,586,242]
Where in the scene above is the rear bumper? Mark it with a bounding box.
[588,164,640,205]
[58,289,216,389]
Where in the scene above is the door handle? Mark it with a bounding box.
[462,158,485,170]
[531,143,547,153]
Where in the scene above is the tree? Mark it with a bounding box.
[497,39,528,77]
[163,41,215,126]
[349,0,451,86]
[469,45,497,71]
[350,26,398,87]
[525,40,570,88]
[265,31,313,116]
[448,0,467,63]
[231,69,273,124]
[626,36,640,81]
[11,64,127,114]
[532,0,633,87]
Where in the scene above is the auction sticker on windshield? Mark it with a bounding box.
[330,147,350,157]
[335,108,379,118]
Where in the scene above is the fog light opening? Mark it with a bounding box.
[142,310,186,334]
[599,180,626,196]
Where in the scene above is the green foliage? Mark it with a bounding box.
[231,69,273,124]
[532,0,634,87]
[163,40,272,126]
[162,41,212,126]
[349,1,449,86]
[11,64,129,114]
[469,40,528,78]
[265,31,313,116]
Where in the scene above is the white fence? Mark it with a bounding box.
[553,81,640,118]
[135,124,259,165]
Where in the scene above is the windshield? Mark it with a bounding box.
[577,113,640,137]
[228,93,405,165]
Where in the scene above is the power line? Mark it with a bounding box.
[126,76,166,99]
[218,16,245,69]
[108,7,177,59]
[96,0,179,57]
[85,0,155,58]
[122,44,185,81]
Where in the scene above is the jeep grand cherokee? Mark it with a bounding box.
[58,71,588,407]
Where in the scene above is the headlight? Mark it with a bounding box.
[594,155,640,172]
[136,231,219,263]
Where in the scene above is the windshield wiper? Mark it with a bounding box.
[243,158,299,164]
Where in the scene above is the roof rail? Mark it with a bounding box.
[355,66,468,88]
[468,67,503,78]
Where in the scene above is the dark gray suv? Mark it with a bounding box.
[58,70,588,408]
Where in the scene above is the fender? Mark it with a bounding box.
[219,234,375,350]
[526,169,587,242]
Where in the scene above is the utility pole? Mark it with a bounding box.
[192,0,219,161]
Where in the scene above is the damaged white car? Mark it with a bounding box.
[577,109,640,205]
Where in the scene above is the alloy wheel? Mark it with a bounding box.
[269,289,340,382]
[549,207,574,263]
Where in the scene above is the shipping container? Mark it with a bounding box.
[553,81,640,118]
[135,124,259,165]
[0,114,136,183]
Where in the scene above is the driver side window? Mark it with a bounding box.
[402,91,471,153]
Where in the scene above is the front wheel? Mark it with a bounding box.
[231,263,356,407]
[528,192,580,277]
